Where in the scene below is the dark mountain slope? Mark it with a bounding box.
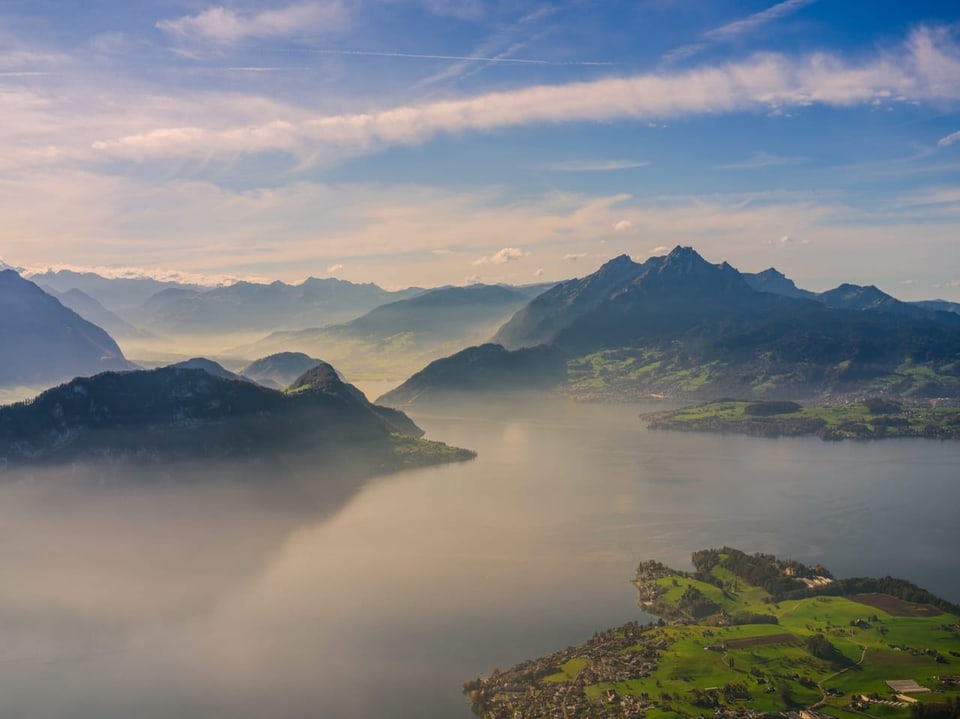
[913,299,960,315]
[289,362,422,436]
[550,247,781,354]
[742,268,816,299]
[815,283,960,325]
[387,248,960,404]
[0,364,471,468]
[0,270,136,387]
[377,343,567,406]
[168,357,249,382]
[493,254,649,350]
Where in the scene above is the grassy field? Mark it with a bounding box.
[644,399,960,440]
[621,562,960,719]
[467,550,960,719]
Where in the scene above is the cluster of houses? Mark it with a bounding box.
[464,622,660,719]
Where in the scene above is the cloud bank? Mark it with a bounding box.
[92,26,960,163]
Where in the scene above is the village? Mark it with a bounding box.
[463,550,960,719]
[462,620,662,719]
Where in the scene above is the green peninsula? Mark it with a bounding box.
[643,399,960,441]
[463,548,960,719]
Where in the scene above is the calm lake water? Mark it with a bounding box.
[0,398,958,718]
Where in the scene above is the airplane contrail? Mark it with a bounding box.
[290,48,615,66]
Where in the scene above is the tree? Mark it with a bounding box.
[778,681,794,707]
[806,634,840,662]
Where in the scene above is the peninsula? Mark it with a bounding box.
[463,548,960,719]
[643,399,960,441]
[0,362,475,472]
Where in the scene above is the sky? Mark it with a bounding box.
[1,0,959,297]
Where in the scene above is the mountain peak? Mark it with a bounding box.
[288,361,342,393]
[660,245,712,273]
[599,254,638,270]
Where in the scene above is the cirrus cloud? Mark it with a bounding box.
[91,26,960,164]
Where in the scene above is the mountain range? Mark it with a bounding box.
[380,247,960,405]
[30,269,201,313]
[232,284,534,380]
[127,277,424,334]
[0,270,137,388]
[41,286,148,340]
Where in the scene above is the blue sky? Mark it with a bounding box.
[1,0,959,297]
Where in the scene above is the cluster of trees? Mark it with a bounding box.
[688,682,751,708]
[729,610,779,625]
[677,586,720,619]
[776,577,960,615]
[744,401,802,416]
[692,548,809,597]
[805,634,842,663]
[911,698,960,719]
[864,397,904,415]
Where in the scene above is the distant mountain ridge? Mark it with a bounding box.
[233,284,534,381]
[742,268,816,299]
[29,269,201,312]
[241,352,325,389]
[0,270,136,388]
[131,277,424,334]
[382,247,960,405]
[42,286,148,340]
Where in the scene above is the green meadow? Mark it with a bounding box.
[477,550,960,719]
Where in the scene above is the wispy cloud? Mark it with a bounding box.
[540,159,650,172]
[563,252,587,261]
[473,247,528,265]
[938,129,960,148]
[706,0,817,42]
[21,262,259,286]
[156,2,348,47]
[91,26,960,163]
[663,0,817,64]
[718,152,807,170]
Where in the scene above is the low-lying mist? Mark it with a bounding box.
[0,398,958,719]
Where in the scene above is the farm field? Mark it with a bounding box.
[464,548,960,719]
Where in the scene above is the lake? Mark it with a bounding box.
[0,398,957,718]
